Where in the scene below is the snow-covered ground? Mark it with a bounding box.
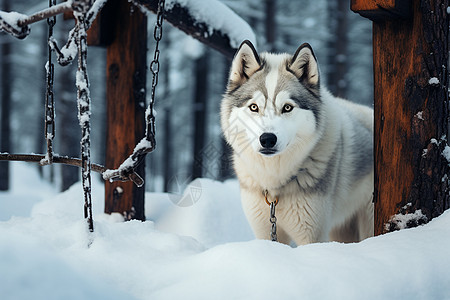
[1,162,450,300]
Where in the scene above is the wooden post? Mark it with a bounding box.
[352,0,450,235]
[103,0,147,220]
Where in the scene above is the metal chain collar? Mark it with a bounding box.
[265,190,278,242]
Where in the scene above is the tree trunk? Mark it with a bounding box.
[265,0,276,52]
[327,0,349,98]
[0,0,11,191]
[104,0,147,221]
[162,39,172,192]
[219,56,234,180]
[192,52,208,179]
[372,0,449,234]
[163,57,173,192]
[163,106,172,191]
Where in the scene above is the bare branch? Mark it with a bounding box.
[0,153,106,174]
[17,2,73,27]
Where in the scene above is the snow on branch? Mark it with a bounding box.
[50,0,108,66]
[134,0,256,59]
[0,10,30,39]
[0,1,77,39]
[102,138,153,187]
[1,0,254,58]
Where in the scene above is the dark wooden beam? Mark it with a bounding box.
[136,0,237,59]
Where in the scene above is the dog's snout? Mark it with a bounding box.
[260,133,277,149]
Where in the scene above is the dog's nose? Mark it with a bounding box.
[260,133,277,148]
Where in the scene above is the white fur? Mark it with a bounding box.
[227,90,317,157]
[221,45,374,246]
[265,55,285,99]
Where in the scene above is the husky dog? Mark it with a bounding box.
[221,41,373,245]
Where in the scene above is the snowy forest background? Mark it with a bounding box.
[0,0,373,193]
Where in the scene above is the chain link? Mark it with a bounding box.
[73,0,94,233]
[43,0,57,165]
[270,202,277,242]
[147,0,166,144]
[72,0,93,13]
[265,190,278,242]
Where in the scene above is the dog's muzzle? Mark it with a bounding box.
[259,133,277,155]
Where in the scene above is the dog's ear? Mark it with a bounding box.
[289,43,319,89]
[228,40,261,91]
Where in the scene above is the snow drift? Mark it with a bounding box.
[1,163,450,300]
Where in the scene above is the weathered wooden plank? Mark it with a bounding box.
[105,0,147,221]
[373,0,449,235]
[136,0,238,59]
[351,0,410,20]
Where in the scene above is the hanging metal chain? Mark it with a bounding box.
[42,0,57,166]
[73,0,94,233]
[265,190,278,242]
[147,0,166,145]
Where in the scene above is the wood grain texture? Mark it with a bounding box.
[373,0,449,235]
[351,0,410,20]
[104,0,147,220]
[351,0,396,10]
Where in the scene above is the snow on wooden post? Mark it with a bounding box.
[351,0,450,235]
[95,0,147,221]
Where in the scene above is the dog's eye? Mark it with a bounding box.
[249,104,259,113]
[282,104,293,113]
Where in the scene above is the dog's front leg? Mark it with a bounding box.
[240,189,292,244]
[279,196,331,246]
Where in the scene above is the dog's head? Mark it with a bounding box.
[221,40,323,158]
